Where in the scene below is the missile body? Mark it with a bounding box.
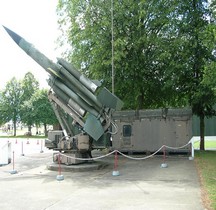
[51,85,86,117]
[57,64,102,109]
[57,58,99,93]
[3,26,102,110]
[49,77,100,118]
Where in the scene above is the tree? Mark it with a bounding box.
[20,99,37,135]
[57,0,181,109]
[20,72,39,133]
[0,73,57,136]
[21,72,39,100]
[30,89,58,136]
[0,77,23,136]
[21,89,58,136]
[167,0,216,150]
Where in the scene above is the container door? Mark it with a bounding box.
[122,124,132,148]
[175,119,190,147]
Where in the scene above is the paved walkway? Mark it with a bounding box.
[0,149,204,210]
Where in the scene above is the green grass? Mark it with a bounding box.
[194,141,216,149]
[195,151,216,210]
[0,128,47,138]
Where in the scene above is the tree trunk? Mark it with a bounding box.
[199,114,205,151]
[36,125,39,135]
[13,121,16,136]
[137,90,144,110]
[44,123,48,136]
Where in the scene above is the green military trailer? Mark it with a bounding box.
[111,108,192,153]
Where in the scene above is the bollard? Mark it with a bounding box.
[21,141,24,156]
[189,142,194,160]
[112,150,120,176]
[40,140,44,153]
[10,151,17,174]
[56,153,64,181]
[26,138,30,144]
[160,145,168,168]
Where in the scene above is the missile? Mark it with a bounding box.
[3,26,60,75]
[57,58,99,93]
[3,25,102,110]
[49,77,100,118]
[50,85,86,117]
[3,25,124,140]
[48,91,85,128]
[3,25,123,110]
[55,63,102,109]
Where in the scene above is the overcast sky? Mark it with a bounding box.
[0,0,60,89]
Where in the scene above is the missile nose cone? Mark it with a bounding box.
[2,25,22,45]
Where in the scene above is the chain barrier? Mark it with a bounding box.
[117,146,164,160]
[57,139,192,162]
[15,138,193,161]
[164,141,191,150]
[8,138,194,178]
[59,150,116,161]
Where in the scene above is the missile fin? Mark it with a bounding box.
[97,87,124,111]
[47,67,63,79]
[84,114,104,141]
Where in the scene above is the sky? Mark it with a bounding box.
[0,0,60,89]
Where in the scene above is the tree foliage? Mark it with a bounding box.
[21,72,39,101]
[57,0,181,109]
[0,72,58,136]
[0,77,23,136]
[30,89,58,135]
[175,0,216,150]
[20,72,39,132]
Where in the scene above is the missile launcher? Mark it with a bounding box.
[3,25,123,164]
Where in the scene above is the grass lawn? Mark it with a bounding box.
[195,151,216,210]
[194,141,216,149]
[0,127,46,138]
